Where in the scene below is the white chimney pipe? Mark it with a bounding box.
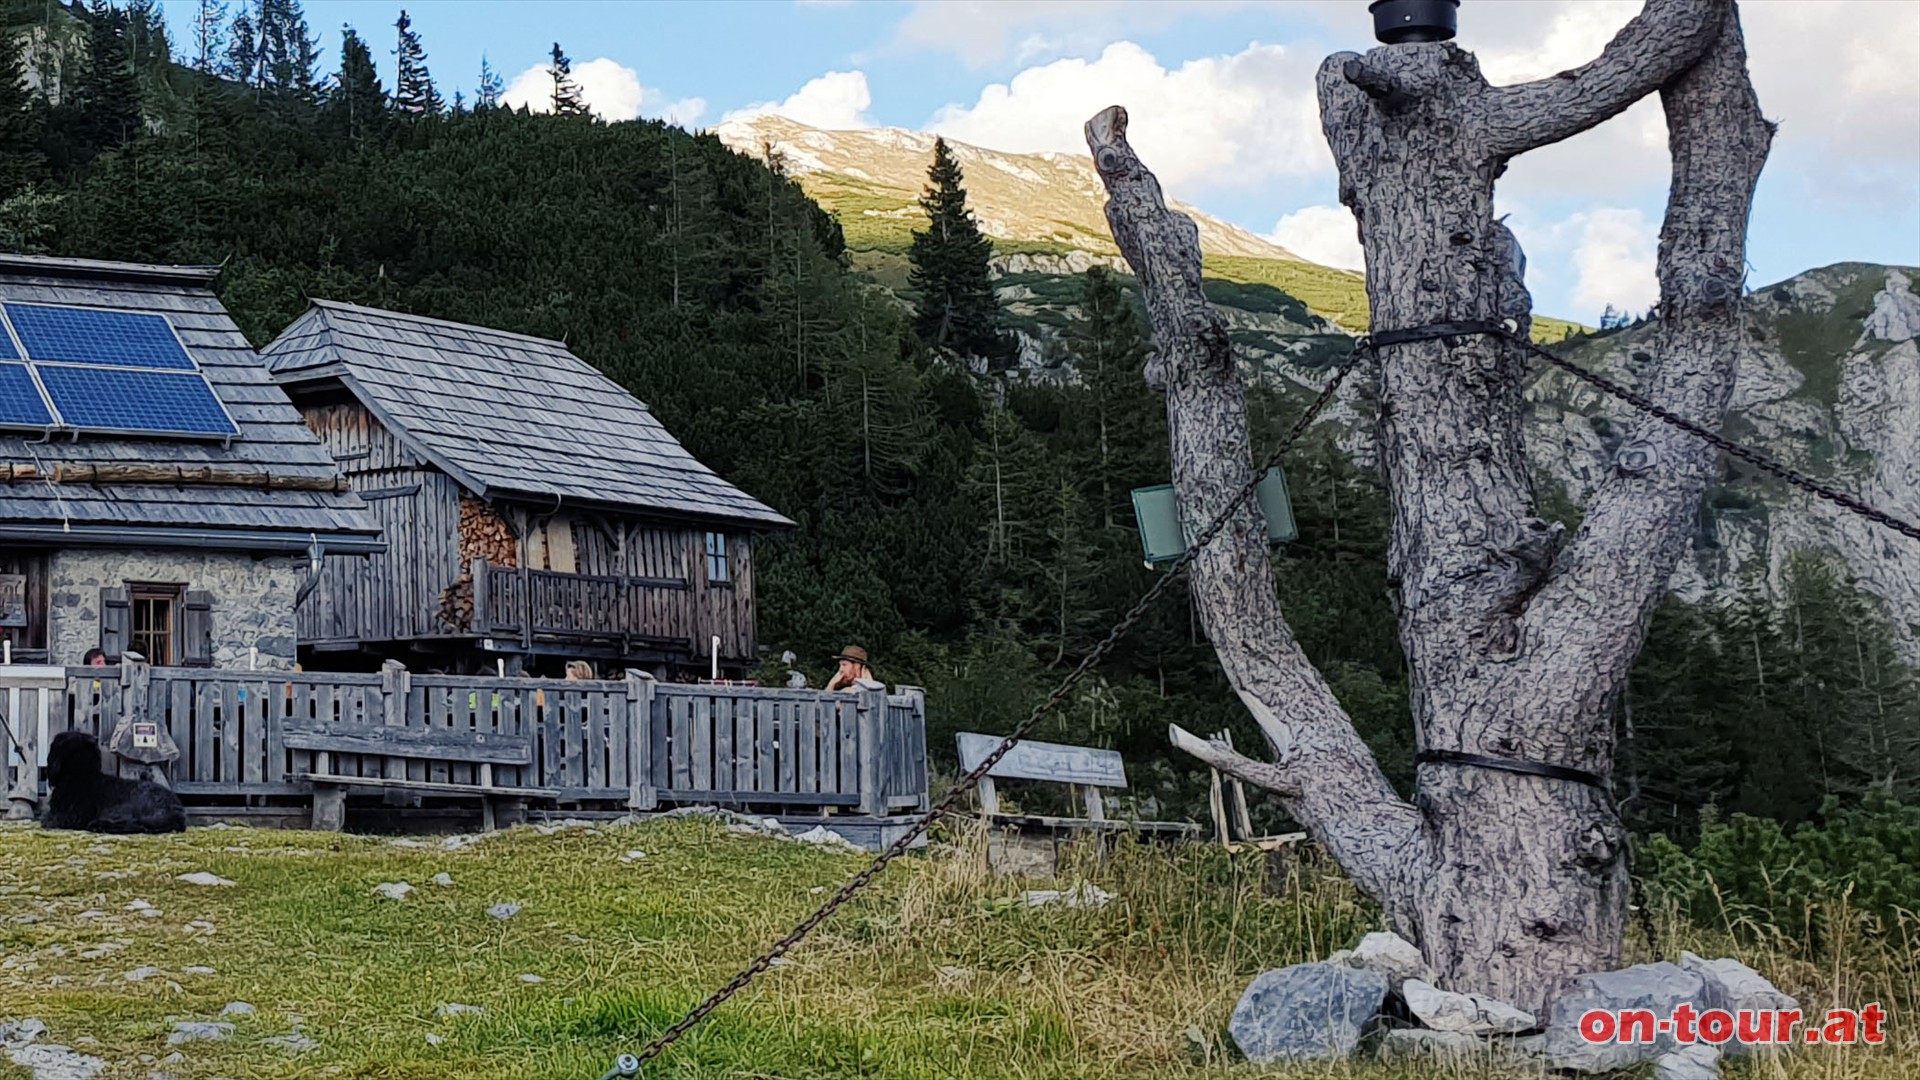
[711,636,721,681]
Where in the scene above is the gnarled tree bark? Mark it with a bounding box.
[1087,0,1769,1015]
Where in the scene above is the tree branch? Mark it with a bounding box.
[1169,724,1299,796]
[1517,6,1771,708]
[1086,105,1422,922]
[1483,0,1728,159]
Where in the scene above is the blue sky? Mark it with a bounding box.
[156,1,1920,324]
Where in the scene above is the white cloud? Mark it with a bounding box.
[885,1,1249,68]
[501,58,707,126]
[1268,205,1362,270]
[724,71,875,130]
[1568,208,1658,315]
[925,41,1327,195]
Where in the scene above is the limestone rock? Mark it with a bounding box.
[1655,1043,1721,1080]
[487,903,521,920]
[1345,932,1433,989]
[165,1022,233,1045]
[1402,978,1535,1034]
[175,873,233,888]
[1676,953,1796,1057]
[373,882,414,901]
[1544,962,1708,1073]
[1378,1028,1487,1067]
[1228,962,1388,1064]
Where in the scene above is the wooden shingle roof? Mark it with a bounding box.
[262,300,792,529]
[0,256,381,552]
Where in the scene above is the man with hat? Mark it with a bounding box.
[823,645,874,692]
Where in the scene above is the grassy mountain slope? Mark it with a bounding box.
[712,115,1584,343]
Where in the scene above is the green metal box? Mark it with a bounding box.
[1131,468,1298,566]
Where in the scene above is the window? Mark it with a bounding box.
[704,532,731,584]
[129,584,183,666]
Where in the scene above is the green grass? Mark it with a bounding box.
[3,820,1908,1079]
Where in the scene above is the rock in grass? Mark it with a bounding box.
[1402,978,1535,1034]
[1344,931,1434,990]
[181,967,215,976]
[430,873,454,887]
[123,967,164,982]
[8,1043,108,1080]
[1677,952,1796,1055]
[219,1003,255,1017]
[487,903,520,921]
[2,1018,49,1045]
[265,1034,318,1053]
[517,974,544,984]
[1228,962,1388,1064]
[1655,1043,1721,1080]
[424,1033,444,1046]
[435,1004,482,1018]
[176,873,234,888]
[165,1022,233,1045]
[1544,962,1708,1073]
[373,882,414,901]
[1379,1028,1488,1067]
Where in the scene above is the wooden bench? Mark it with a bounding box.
[285,721,559,831]
[955,732,1198,837]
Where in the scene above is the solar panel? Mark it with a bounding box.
[0,304,237,439]
[3,303,198,370]
[37,366,237,436]
[0,363,52,427]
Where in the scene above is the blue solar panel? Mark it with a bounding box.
[0,362,53,427]
[0,328,15,360]
[4,303,197,370]
[36,366,237,436]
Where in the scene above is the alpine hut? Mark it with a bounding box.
[0,255,380,669]
[261,300,792,678]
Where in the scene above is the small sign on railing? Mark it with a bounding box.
[1131,468,1297,566]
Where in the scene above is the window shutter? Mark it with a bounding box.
[181,590,214,667]
[99,587,129,661]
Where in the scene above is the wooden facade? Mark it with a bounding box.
[294,399,762,674]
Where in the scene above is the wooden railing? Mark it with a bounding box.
[1,662,928,817]
[470,558,694,651]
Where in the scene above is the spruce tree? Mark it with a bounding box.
[907,137,1010,368]
[256,0,317,98]
[77,0,141,151]
[548,42,585,116]
[391,10,440,117]
[0,27,45,199]
[475,55,502,111]
[222,4,257,84]
[1064,266,1158,527]
[322,27,386,142]
[191,0,227,73]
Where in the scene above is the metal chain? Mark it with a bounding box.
[603,345,1369,1076]
[1514,336,1920,543]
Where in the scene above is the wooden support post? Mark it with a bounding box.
[625,669,658,811]
[855,679,886,817]
[471,557,490,634]
[381,660,410,785]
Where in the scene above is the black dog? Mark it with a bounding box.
[41,730,186,834]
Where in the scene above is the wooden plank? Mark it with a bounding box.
[170,677,195,781]
[713,695,733,794]
[242,679,267,786]
[755,700,776,795]
[796,701,817,795]
[298,772,559,798]
[541,686,563,792]
[838,702,859,799]
[590,690,613,791]
[564,692,586,792]
[655,788,861,807]
[220,679,241,786]
[649,685,670,791]
[282,725,532,764]
[196,678,220,784]
[735,701,756,792]
[690,695,712,791]
[954,732,1128,788]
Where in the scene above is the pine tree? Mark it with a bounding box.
[322,27,386,142]
[256,0,317,98]
[0,28,45,200]
[191,0,227,73]
[222,4,257,84]
[475,55,502,111]
[77,0,141,150]
[548,42,585,116]
[391,10,440,118]
[907,137,1011,368]
[1064,266,1158,528]
[125,0,169,70]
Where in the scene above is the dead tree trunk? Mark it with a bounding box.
[1088,0,1769,1015]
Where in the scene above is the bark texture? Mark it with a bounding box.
[1088,0,1769,1015]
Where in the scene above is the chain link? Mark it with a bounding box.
[611,345,1370,1072]
[1516,336,1920,542]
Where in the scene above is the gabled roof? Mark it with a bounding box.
[0,256,381,553]
[262,300,792,530]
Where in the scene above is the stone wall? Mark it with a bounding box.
[47,548,301,669]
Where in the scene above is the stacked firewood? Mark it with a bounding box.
[438,495,519,631]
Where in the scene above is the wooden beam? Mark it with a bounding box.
[2,462,348,493]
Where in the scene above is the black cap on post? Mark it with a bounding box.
[1369,0,1459,44]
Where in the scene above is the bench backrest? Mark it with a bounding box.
[955,732,1127,789]
[283,721,533,766]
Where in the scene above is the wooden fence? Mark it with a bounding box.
[1,662,927,818]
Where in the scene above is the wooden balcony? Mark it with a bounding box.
[469,557,698,657]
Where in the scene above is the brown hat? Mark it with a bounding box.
[834,645,870,667]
